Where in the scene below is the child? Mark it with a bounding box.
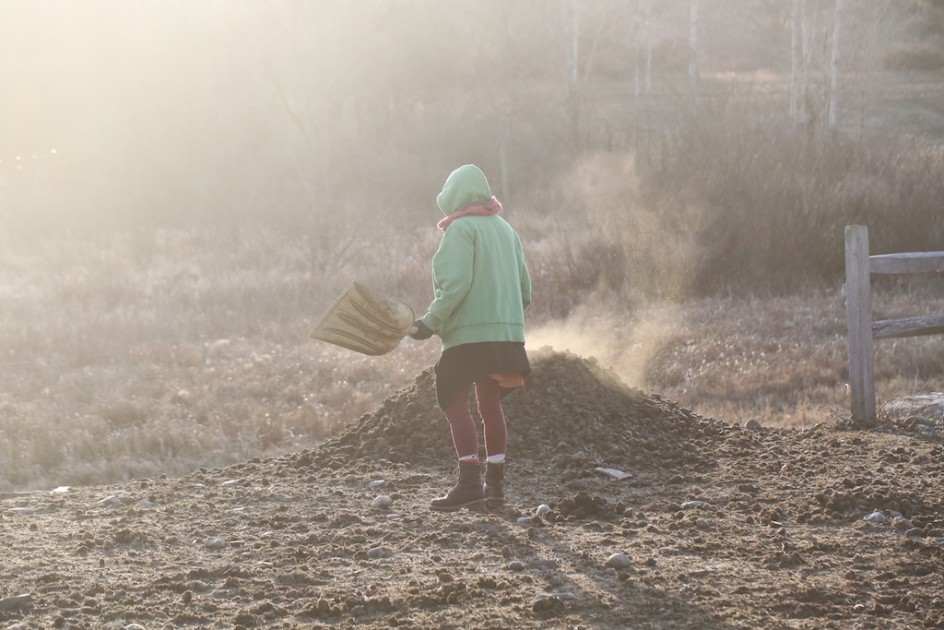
[410,164,532,511]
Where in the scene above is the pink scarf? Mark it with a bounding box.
[437,196,502,231]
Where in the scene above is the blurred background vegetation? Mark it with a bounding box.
[3,1,943,287]
[1,0,943,490]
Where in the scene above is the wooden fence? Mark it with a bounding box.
[844,225,944,422]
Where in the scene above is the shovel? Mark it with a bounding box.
[311,282,418,356]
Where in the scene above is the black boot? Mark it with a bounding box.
[430,462,486,512]
[484,462,505,509]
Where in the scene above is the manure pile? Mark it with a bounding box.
[308,349,730,474]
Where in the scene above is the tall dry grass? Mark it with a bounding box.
[2,224,942,492]
[3,100,944,491]
[0,228,439,490]
[505,90,944,304]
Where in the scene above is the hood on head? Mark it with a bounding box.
[436,164,493,215]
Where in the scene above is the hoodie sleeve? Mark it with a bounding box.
[518,235,532,311]
[421,223,475,332]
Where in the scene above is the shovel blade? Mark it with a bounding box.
[312,282,415,355]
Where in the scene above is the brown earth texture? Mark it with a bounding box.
[2,350,944,629]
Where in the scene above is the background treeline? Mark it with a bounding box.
[2,0,944,300]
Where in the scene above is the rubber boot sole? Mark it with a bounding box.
[429,497,486,513]
[486,497,505,511]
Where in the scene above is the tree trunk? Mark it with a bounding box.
[567,0,581,145]
[644,1,652,94]
[569,0,579,89]
[790,0,799,122]
[828,0,842,130]
[633,3,641,101]
[799,0,809,125]
[688,0,699,97]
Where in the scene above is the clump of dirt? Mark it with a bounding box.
[549,491,624,522]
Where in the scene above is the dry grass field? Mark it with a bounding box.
[2,228,941,493]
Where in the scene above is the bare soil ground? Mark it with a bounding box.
[2,350,943,629]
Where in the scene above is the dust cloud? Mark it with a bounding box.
[526,153,696,388]
[528,300,681,389]
[557,152,703,300]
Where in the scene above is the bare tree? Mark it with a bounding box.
[643,0,653,94]
[567,0,582,144]
[630,0,654,161]
[843,0,921,139]
[790,0,841,133]
[632,0,653,98]
[689,0,699,96]
[790,0,800,121]
[263,0,400,275]
[828,0,843,130]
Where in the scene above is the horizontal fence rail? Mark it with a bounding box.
[869,252,944,275]
[844,225,944,422]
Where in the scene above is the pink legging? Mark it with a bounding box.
[443,377,507,460]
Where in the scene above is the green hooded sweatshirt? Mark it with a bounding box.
[420,165,531,350]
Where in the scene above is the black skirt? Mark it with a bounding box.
[434,341,531,410]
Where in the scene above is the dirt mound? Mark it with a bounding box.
[306,349,727,474]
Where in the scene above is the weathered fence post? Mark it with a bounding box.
[844,226,944,422]
[844,225,875,423]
